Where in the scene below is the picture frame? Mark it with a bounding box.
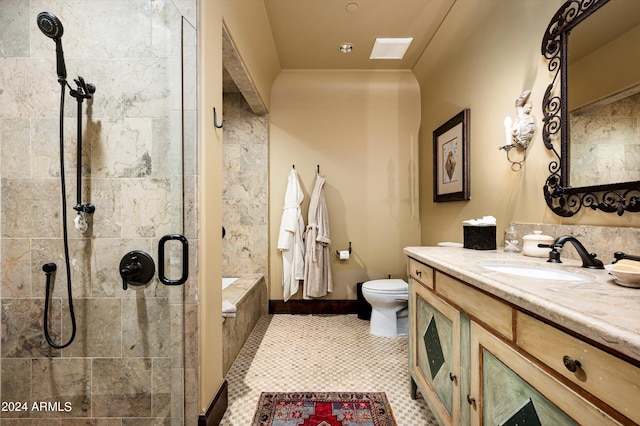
[433,109,470,202]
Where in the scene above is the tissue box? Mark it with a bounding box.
[463,226,496,250]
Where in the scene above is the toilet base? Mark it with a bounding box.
[397,315,408,336]
[369,308,408,337]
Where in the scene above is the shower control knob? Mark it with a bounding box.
[119,250,155,290]
[121,261,141,276]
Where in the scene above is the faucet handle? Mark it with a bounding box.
[546,245,563,263]
[613,251,640,264]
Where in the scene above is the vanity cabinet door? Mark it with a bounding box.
[410,280,460,425]
[469,322,620,426]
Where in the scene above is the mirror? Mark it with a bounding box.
[541,0,640,216]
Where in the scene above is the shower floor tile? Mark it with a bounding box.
[219,314,438,425]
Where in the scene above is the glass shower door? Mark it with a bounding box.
[0,1,196,424]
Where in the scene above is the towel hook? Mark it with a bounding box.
[317,164,320,174]
[213,107,224,129]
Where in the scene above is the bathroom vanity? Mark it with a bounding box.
[404,246,640,425]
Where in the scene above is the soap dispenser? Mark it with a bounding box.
[503,222,520,253]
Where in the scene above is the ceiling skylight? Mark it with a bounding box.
[369,37,413,60]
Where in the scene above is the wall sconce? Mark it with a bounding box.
[499,90,535,171]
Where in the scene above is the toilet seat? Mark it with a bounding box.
[362,279,408,293]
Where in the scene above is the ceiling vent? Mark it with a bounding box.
[369,37,413,60]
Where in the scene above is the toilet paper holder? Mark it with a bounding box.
[336,241,352,258]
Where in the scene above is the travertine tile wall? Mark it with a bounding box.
[0,0,197,424]
[514,223,640,264]
[222,93,269,281]
[570,91,640,187]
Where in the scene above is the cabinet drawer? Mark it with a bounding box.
[409,258,433,289]
[471,322,620,426]
[517,311,640,424]
[436,272,513,340]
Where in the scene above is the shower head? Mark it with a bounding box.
[37,12,67,80]
[37,12,64,39]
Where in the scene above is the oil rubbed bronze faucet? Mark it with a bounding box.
[540,235,605,269]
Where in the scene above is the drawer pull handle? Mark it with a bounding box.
[415,270,422,276]
[562,355,582,372]
[449,372,457,382]
[466,394,476,406]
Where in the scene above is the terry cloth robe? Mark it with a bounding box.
[277,169,305,301]
[303,174,333,299]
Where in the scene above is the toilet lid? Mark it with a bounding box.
[362,279,408,293]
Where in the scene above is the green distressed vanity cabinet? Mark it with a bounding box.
[406,254,627,425]
[410,277,462,424]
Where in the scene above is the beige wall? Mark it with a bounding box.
[221,0,281,112]
[570,24,640,110]
[268,70,421,300]
[198,0,224,416]
[413,0,640,247]
[196,0,279,415]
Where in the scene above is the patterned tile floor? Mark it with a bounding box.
[220,314,439,425]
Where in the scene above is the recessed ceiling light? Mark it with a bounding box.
[339,43,353,54]
[346,3,359,13]
[370,37,413,60]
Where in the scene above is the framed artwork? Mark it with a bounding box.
[433,109,470,202]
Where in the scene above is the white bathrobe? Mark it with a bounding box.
[277,169,305,301]
[303,174,333,299]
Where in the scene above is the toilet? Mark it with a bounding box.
[361,279,409,337]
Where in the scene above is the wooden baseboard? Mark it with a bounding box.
[198,379,228,426]
[269,299,358,315]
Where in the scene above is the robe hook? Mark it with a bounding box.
[213,107,224,129]
[317,164,320,174]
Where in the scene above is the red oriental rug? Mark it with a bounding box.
[250,392,397,426]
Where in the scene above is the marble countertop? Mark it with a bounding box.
[404,246,640,363]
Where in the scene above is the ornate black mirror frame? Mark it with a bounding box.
[541,0,640,216]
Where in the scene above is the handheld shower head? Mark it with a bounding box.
[37,12,64,39]
[37,12,67,79]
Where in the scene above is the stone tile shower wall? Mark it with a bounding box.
[570,91,640,187]
[0,0,197,424]
[222,93,269,281]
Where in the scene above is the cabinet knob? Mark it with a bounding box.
[562,355,582,372]
[449,372,457,382]
[415,269,422,276]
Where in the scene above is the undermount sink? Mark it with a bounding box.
[481,263,593,282]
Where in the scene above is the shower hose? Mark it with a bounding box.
[43,81,77,349]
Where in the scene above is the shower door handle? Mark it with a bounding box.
[158,234,189,285]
